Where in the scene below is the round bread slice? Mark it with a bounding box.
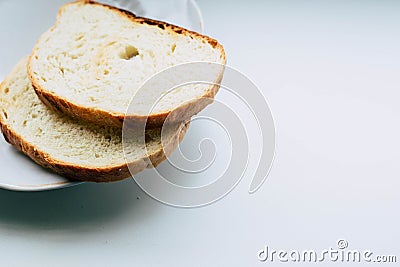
[0,57,188,182]
[28,0,226,128]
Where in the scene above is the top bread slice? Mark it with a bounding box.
[0,57,188,182]
[28,0,226,128]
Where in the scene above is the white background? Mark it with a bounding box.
[0,0,399,266]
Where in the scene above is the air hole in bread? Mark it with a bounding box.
[119,45,139,60]
[23,120,27,127]
[4,88,9,94]
[75,34,84,41]
[3,112,8,119]
[171,44,176,53]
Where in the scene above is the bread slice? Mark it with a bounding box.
[0,57,188,182]
[28,0,226,128]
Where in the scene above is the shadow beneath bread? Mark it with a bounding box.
[0,138,159,235]
[0,179,155,234]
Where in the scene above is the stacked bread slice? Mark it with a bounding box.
[0,0,225,182]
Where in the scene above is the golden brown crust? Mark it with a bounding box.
[32,73,222,128]
[0,77,190,186]
[0,114,189,183]
[28,0,226,129]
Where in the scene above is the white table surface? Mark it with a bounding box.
[0,0,399,266]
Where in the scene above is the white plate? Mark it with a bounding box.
[0,0,203,191]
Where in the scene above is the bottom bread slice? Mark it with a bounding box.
[0,57,188,182]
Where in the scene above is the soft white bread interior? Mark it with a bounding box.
[0,57,188,182]
[28,0,226,127]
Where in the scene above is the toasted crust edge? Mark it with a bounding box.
[28,0,226,128]
[0,91,189,183]
[0,121,189,183]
